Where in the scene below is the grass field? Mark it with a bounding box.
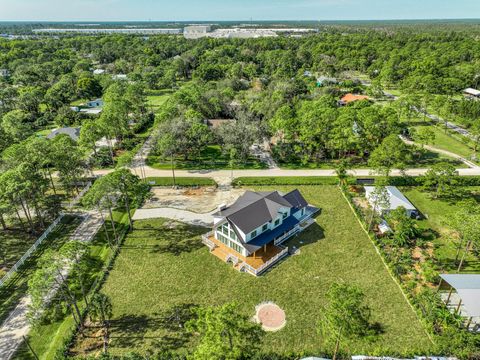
[89,185,432,357]
[147,145,267,170]
[402,187,480,273]
[147,90,173,111]
[413,123,477,161]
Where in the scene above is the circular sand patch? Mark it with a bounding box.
[254,302,286,331]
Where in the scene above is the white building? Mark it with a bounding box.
[93,69,106,75]
[184,25,211,39]
[0,69,9,77]
[364,186,419,218]
[463,88,480,98]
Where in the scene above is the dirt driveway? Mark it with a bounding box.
[142,186,244,213]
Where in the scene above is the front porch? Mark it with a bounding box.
[205,235,288,276]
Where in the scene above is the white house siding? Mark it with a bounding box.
[215,222,247,256]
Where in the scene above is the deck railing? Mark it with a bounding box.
[201,231,216,251]
[253,247,289,276]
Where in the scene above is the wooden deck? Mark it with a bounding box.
[209,236,284,270]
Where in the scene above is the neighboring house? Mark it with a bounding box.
[204,118,235,129]
[202,190,318,276]
[46,127,81,142]
[463,88,480,99]
[339,93,370,106]
[364,186,419,218]
[93,69,106,75]
[316,76,337,87]
[112,74,128,81]
[87,98,104,108]
[0,69,9,77]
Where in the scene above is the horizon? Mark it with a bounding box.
[1,0,480,22]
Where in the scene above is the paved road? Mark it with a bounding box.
[95,165,480,180]
[0,211,105,360]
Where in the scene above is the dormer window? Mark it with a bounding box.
[251,230,257,238]
[282,212,288,219]
[274,218,280,227]
[262,224,268,232]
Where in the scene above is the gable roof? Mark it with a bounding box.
[364,186,416,212]
[464,88,480,96]
[340,93,370,104]
[214,190,307,234]
[46,127,80,142]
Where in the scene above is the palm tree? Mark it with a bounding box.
[89,293,113,354]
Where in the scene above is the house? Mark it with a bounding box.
[463,88,480,99]
[339,93,370,106]
[204,119,235,129]
[202,190,318,276]
[93,69,106,75]
[0,69,9,77]
[46,127,81,142]
[87,99,103,108]
[364,186,419,218]
[112,74,128,81]
[316,76,337,87]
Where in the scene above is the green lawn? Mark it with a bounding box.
[85,186,432,357]
[147,145,268,170]
[413,123,477,161]
[147,90,173,111]
[402,187,480,273]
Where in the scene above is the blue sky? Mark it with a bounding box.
[1,0,479,21]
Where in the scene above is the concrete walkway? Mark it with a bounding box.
[132,207,213,227]
[0,210,105,360]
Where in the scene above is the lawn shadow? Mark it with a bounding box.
[123,223,205,256]
[108,303,198,351]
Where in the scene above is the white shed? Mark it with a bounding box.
[364,186,418,218]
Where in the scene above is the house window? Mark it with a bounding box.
[282,212,288,219]
[262,224,268,232]
[301,208,305,216]
[274,219,280,227]
[251,230,257,238]
[229,240,242,254]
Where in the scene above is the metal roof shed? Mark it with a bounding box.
[440,274,480,318]
[364,186,417,216]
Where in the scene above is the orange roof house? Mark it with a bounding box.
[339,93,370,105]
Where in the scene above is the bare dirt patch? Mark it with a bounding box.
[143,186,244,213]
[254,302,286,332]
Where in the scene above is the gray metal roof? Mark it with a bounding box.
[46,127,80,142]
[214,190,307,234]
[440,274,480,317]
[365,186,416,212]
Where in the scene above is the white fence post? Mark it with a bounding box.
[0,181,93,287]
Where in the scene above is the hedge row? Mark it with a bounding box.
[231,176,480,187]
[232,176,345,186]
[145,177,217,187]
